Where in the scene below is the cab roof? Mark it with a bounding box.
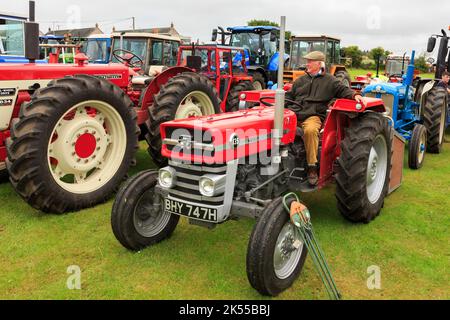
[227,26,279,33]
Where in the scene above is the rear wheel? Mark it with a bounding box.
[247,198,307,296]
[111,170,179,251]
[335,71,351,88]
[6,75,139,214]
[408,124,427,170]
[423,87,447,153]
[146,72,221,167]
[335,113,392,223]
[251,72,266,90]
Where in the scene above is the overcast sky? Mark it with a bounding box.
[1,0,449,56]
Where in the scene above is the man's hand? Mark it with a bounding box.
[355,95,363,103]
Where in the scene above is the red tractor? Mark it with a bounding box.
[110,18,405,296]
[0,17,253,214]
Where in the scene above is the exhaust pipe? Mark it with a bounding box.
[272,16,286,167]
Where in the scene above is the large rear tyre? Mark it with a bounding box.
[408,124,427,170]
[335,71,351,88]
[226,80,254,112]
[247,198,307,296]
[146,72,221,167]
[423,87,447,154]
[6,75,139,214]
[251,72,266,90]
[111,170,179,251]
[335,113,392,223]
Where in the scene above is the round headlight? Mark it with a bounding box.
[159,167,176,189]
[199,177,215,197]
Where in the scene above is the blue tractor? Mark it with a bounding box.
[212,26,289,89]
[363,51,429,169]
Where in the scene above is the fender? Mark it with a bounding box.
[319,98,386,186]
[137,66,193,124]
[268,53,290,72]
[419,79,437,108]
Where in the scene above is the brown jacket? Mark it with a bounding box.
[285,73,356,122]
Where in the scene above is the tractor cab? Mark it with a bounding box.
[284,35,351,86]
[177,44,252,102]
[213,26,289,89]
[385,54,410,81]
[111,32,181,75]
[82,34,112,64]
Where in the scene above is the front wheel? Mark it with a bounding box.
[111,170,180,251]
[246,198,307,296]
[408,124,427,170]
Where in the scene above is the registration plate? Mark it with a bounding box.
[164,198,218,223]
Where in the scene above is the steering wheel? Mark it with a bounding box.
[112,49,144,69]
[259,96,305,110]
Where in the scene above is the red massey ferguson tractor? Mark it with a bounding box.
[0,20,254,214]
[110,23,406,295]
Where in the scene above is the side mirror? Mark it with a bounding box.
[427,37,437,53]
[212,29,218,42]
[24,22,40,62]
[186,55,202,70]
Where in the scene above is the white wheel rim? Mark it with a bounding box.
[366,134,388,204]
[133,190,171,237]
[418,129,426,164]
[273,222,304,280]
[253,81,263,91]
[175,91,215,119]
[47,100,127,194]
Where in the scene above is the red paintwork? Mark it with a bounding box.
[0,63,131,88]
[160,107,297,164]
[75,134,97,158]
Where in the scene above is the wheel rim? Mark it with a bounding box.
[366,134,388,204]
[253,80,263,91]
[417,129,427,165]
[175,91,215,119]
[133,190,171,238]
[273,222,304,280]
[47,100,126,194]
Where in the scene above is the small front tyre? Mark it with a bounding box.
[246,198,307,296]
[408,124,427,170]
[111,170,180,251]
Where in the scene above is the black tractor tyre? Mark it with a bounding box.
[6,75,139,214]
[111,170,180,251]
[334,71,352,88]
[146,72,221,167]
[226,80,254,112]
[408,124,427,170]
[247,198,308,297]
[335,112,392,223]
[423,86,447,154]
[251,72,266,90]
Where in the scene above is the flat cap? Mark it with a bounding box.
[303,51,326,62]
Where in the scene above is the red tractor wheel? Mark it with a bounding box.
[6,75,139,214]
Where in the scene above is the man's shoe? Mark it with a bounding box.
[308,166,319,186]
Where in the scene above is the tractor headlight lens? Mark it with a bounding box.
[159,167,176,189]
[199,174,226,197]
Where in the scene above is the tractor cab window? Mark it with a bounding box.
[180,48,210,72]
[311,41,325,54]
[231,49,246,75]
[151,40,163,65]
[230,32,260,65]
[291,40,309,69]
[334,42,341,64]
[0,18,25,56]
[112,37,148,63]
[326,41,334,65]
[261,31,277,58]
[84,39,108,63]
[163,40,179,66]
[219,50,232,75]
[386,59,409,76]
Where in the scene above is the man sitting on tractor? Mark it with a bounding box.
[437,71,450,95]
[285,51,363,186]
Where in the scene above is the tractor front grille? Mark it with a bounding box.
[168,161,227,206]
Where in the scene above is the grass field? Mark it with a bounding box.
[0,132,449,300]
[348,69,436,80]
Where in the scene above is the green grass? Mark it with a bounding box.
[348,69,435,80]
[0,134,449,300]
